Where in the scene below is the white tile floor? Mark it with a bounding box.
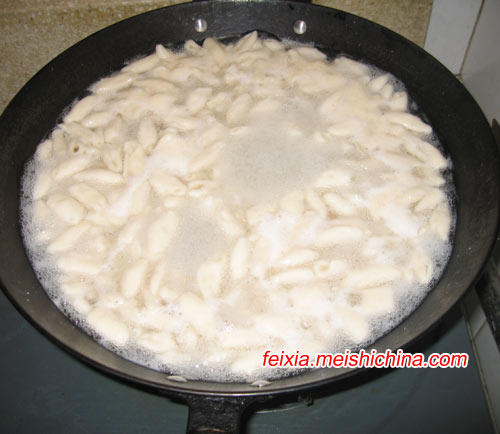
[424,0,482,74]
[463,288,488,338]
[463,284,500,433]
[438,0,500,427]
[461,0,500,123]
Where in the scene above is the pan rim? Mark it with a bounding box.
[1,0,499,396]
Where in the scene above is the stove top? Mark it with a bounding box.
[0,289,493,433]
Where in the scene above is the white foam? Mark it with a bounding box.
[19,35,455,383]
[219,109,336,207]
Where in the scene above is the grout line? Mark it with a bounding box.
[463,302,487,342]
[461,290,486,338]
[474,320,488,340]
[421,0,434,49]
[463,303,499,433]
[459,0,485,75]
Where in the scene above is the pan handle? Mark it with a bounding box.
[185,395,258,433]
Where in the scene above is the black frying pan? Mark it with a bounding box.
[0,1,499,432]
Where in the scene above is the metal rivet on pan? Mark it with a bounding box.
[293,20,307,35]
[194,18,208,33]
